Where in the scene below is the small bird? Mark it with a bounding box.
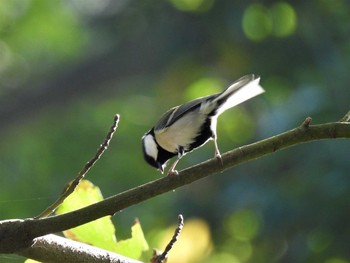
[142,74,264,175]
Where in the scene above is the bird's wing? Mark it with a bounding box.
[154,95,213,131]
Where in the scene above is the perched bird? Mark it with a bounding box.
[142,74,264,175]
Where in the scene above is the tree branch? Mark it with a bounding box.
[34,119,350,236]
[19,234,142,263]
[1,117,349,258]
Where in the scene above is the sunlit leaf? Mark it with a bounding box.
[24,259,41,263]
[56,180,117,251]
[114,219,149,260]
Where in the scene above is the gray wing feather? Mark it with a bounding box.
[154,95,214,131]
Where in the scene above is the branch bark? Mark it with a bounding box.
[33,119,350,236]
[19,234,142,263]
[1,117,349,261]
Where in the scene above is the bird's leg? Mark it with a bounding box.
[213,136,223,165]
[167,158,180,176]
[167,146,184,176]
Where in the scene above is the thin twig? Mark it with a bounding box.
[35,114,120,219]
[153,214,184,263]
[301,116,312,129]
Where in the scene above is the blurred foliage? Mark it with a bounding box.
[154,218,212,263]
[0,0,349,262]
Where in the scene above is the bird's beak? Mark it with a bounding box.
[157,163,164,174]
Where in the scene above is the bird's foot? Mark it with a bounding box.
[215,153,223,165]
[167,169,179,176]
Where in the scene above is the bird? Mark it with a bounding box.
[142,74,264,175]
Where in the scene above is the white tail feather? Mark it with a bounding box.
[215,76,264,115]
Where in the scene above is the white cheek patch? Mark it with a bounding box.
[143,134,158,160]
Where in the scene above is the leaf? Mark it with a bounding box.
[114,219,149,260]
[55,180,117,251]
[24,259,41,263]
[55,180,149,259]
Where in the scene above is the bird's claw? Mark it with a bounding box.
[215,153,223,165]
[167,169,179,176]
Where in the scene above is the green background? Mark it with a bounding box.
[0,0,349,262]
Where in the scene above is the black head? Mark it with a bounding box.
[142,129,177,174]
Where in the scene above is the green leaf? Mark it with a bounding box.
[55,180,149,259]
[24,259,41,263]
[114,219,149,260]
[55,180,117,251]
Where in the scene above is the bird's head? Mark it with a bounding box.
[142,131,165,174]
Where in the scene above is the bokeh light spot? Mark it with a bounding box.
[226,209,261,241]
[169,0,214,12]
[72,0,112,16]
[220,109,254,144]
[264,75,293,106]
[207,253,241,263]
[0,41,13,73]
[271,2,297,37]
[184,77,223,101]
[242,4,272,41]
[0,0,30,29]
[225,240,253,261]
[307,229,333,253]
[159,218,212,263]
[324,258,349,263]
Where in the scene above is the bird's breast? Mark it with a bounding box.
[154,110,208,153]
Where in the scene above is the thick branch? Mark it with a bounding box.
[34,121,350,234]
[19,234,142,263]
[1,120,349,255]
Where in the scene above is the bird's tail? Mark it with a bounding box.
[213,74,265,115]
